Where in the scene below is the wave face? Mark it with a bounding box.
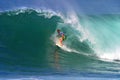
[0,8,120,76]
[0,9,62,73]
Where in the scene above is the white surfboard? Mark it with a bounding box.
[56,41,63,48]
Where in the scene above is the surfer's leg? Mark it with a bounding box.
[59,37,63,46]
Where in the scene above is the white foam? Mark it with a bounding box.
[60,12,120,62]
[36,8,63,19]
[60,44,79,53]
[63,12,96,45]
[97,47,120,62]
[1,7,63,19]
[8,77,40,80]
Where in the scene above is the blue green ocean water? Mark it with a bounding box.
[0,8,120,79]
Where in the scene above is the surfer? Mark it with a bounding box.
[57,29,65,46]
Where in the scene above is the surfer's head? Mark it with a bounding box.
[57,29,60,33]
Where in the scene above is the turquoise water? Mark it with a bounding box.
[0,9,120,79]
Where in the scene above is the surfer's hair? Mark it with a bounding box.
[57,29,60,32]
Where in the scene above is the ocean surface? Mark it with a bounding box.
[0,8,120,79]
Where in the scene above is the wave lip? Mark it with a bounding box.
[0,7,63,19]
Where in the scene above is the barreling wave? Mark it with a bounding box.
[0,8,120,74]
[0,8,64,73]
